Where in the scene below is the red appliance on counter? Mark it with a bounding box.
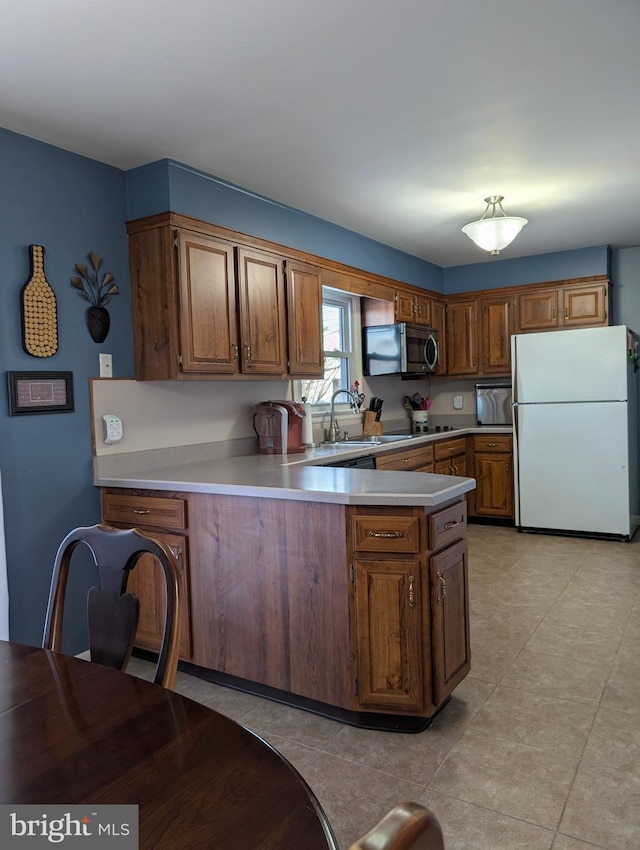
[254,401,306,454]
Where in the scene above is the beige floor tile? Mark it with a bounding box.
[582,706,640,777]
[500,649,609,705]
[600,658,640,715]
[173,673,266,720]
[523,621,621,666]
[420,791,555,850]
[297,751,424,850]
[545,597,630,634]
[429,728,578,829]
[469,685,596,757]
[560,759,640,849]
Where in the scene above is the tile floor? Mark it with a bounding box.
[130,524,640,849]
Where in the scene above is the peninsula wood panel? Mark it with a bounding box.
[187,493,353,709]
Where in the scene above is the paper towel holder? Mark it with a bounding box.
[301,398,321,447]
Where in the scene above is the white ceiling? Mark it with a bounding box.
[1,0,639,268]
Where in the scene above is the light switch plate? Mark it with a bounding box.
[99,353,113,378]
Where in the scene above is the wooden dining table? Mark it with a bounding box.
[0,641,337,849]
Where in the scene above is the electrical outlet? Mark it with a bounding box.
[453,394,464,410]
[102,414,123,444]
[99,353,113,378]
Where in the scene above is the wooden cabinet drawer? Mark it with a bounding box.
[352,515,420,553]
[434,437,467,461]
[428,500,467,551]
[102,493,186,530]
[376,444,434,471]
[472,434,512,453]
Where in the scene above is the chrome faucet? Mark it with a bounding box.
[327,389,359,442]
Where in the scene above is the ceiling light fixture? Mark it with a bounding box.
[461,195,527,255]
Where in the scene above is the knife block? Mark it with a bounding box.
[362,410,383,436]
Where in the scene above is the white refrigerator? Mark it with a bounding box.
[511,325,639,540]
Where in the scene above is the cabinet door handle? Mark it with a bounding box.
[506,463,510,473]
[453,464,459,475]
[243,343,251,360]
[231,342,239,360]
[402,458,411,464]
[486,442,498,447]
[443,519,459,530]
[408,575,416,608]
[366,530,405,539]
[552,308,556,319]
[131,509,150,515]
[565,307,568,319]
[436,571,446,603]
[168,545,182,559]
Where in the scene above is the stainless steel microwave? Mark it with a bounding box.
[363,323,439,377]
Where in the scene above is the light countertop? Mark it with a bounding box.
[94,426,512,508]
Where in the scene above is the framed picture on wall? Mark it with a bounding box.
[7,371,74,415]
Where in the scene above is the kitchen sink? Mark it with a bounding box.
[327,434,417,447]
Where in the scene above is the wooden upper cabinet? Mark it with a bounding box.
[446,300,479,375]
[563,282,608,327]
[518,288,560,331]
[394,291,432,326]
[178,231,238,374]
[480,294,513,375]
[429,299,447,374]
[236,247,287,376]
[518,281,609,332]
[395,290,416,323]
[284,260,323,377]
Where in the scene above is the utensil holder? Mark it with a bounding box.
[411,410,429,433]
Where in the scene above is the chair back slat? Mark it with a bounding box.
[43,524,181,689]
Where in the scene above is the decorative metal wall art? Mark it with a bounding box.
[21,245,59,357]
[71,252,119,343]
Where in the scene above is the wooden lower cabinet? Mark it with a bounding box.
[101,491,193,660]
[430,539,470,704]
[469,434,514,519]
[101,488,471,725]
[353,557,424,711]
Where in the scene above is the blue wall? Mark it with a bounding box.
[0,127,131,652]
[127,159,445,292]
[443,246,610,294]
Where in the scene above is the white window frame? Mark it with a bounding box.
[293,287,362,421]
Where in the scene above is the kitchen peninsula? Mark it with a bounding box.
[95,435,476,731]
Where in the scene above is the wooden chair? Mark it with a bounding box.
[42,523,181,689]
[349,803,445,850]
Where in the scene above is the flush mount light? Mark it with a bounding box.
[462,195,528,255]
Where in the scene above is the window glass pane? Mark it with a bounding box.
[323,303,344,352]
[300,356,348,404]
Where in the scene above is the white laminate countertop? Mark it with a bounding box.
[94,427,512,508]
